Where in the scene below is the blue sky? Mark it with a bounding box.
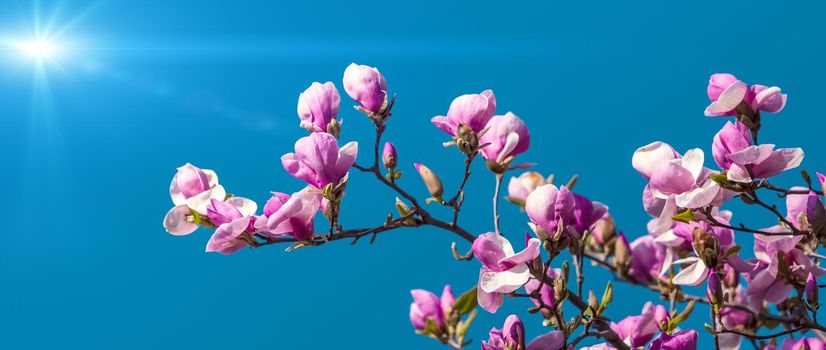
[1,0,826,349]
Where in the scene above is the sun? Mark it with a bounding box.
[18,39,58,60]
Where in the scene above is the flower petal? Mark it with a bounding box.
[672,258,709,286]
[163,205,199,236]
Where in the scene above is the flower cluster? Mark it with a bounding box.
[164,68,826,350]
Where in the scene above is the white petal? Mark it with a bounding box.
[169,175,186,206]
[185,185,226,215]
[652,196,677,234]
[203,169,219,188]
[675,181,720,208]
[632,141,678,179]
[163,205,198,236]
[497,132,520,163]
[726,164,752,183]
[479,264,531,293]
[659,248,675,277]
[653,229,685,247]
[672,258,709,286]
[228,196,258,217]
[681,148,705,182]
[706,80,747,115]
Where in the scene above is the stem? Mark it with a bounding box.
[711,305,721,350]
[493,173,503,235]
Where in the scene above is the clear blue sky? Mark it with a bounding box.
[1,0,825,348]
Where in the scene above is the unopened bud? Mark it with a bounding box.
[806,272,819,310]
[707,270,723,305]
[326,119,341,138]
[692,227,719,268]
[592,215,616,245]
[613,232,632,275]
[414,163,444,200]
[455,124,479,155]
[382,141,397,169]
[654,305,670,333]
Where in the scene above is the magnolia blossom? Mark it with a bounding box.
[409,285,454,331]
[526,331,564,350]
[649,330,698,350]
[507,172,547,205]
[431,90,496,135]
[786,187,821,230]
[478,112,530,163]
[610,302,665,348]
[670,221,738,286]
[723,143,804,183]
[205,216,252,255]
[746,229,825,308]
[281,132,358,189]
[781,338,826,350]
[482,315,525,350]
[205,197,259,254]
[712,121,753,170]
[472,233,541,313]
[525,184,575,237]
[258,187,321,241]
[163,163,226,235]
[705,73,787,117]
[572,193,609,234]
[634,143,725,233]
[297,82,341,133]
[628,235,669,284]
[342,63,387,113]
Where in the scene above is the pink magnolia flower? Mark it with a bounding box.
[205,216,252,255]
[409,285,454,331]
[786,187,821,230]
[482,315,526,350]
[746,228,825,307]
[526,330,565,350]
[628,235,669,284]
[632,141,681,180]
[782,338,826,350]
[472,233,541,313]
[705,73,787,117]
[572,193,609,234]
[610,302,665,348]
[257,187,321,241]
[507,172,546,205]
[649,330,698,350]
[163,163,226,236]
[431,90,496,136]
[525,184,575,237]
[478,112,530,163]
[204,197,258,254]
[281,132,358,189]
[670,223,737,287]
[297,82,341,133]
[724,144,804,183]
[263,192,291,217]
[712,121,753,170]
[342,63,387,113]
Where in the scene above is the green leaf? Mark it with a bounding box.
[453,287,478,315]
[601,281,613,308]
[671,210,698,223]
[457,309,477,339]
[725,245,742,257]
[669,300,695,327]
[704,323,715,334]
[709,173,728,185]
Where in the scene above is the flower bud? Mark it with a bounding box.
[591,213,616,246]
[654,304,670,333]
[806,272,819,309]
[326,119,341,138]
[614,232,632,275]
[382,142,397,169]
[692,227,719,269]
[297,81,340,133]
[707,270,722,305]
[342,63,387,113]
[478,112,530,167]
[409,289,445,331]
[414,163,444,200]
[176,163,211,198]
[707,73,739,101]
[455,123,479,155]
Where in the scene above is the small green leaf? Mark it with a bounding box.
[601,281,613,308]
[725,245,742,257]
[704,323,715,334]
[671,210,697,223]
[453,287,478,315]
